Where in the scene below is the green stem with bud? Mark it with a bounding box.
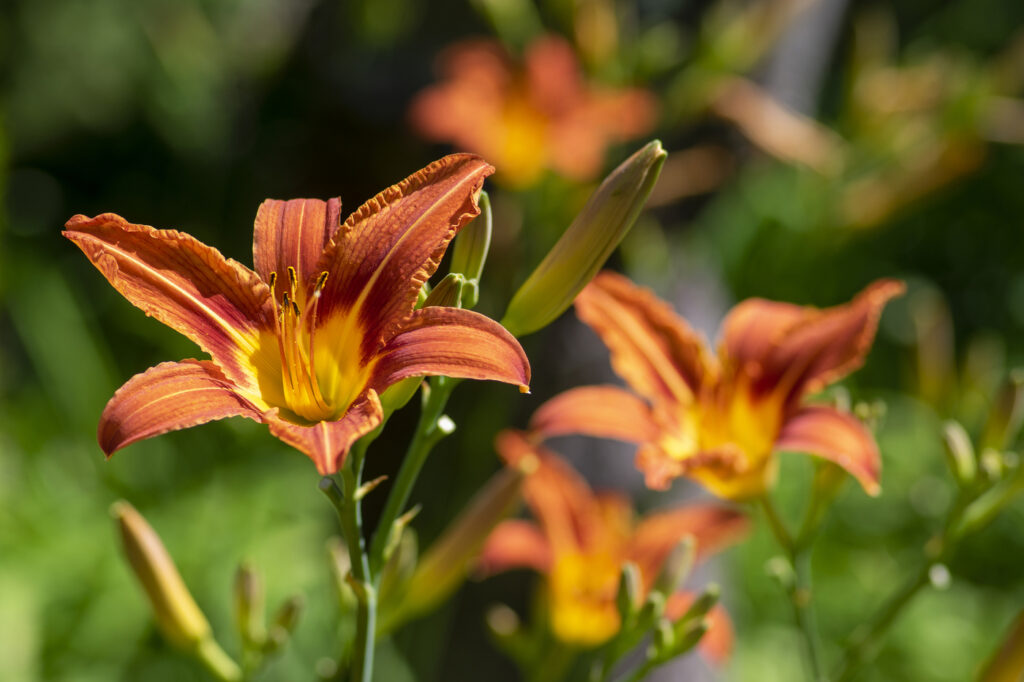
[758,495,827,682]
[321,436,377,682]
[368,376,459,575]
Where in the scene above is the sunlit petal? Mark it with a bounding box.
[316,154,494,357]
[64,214,273,397]
[371,307,529,392]
[775,404,882,495]
[575,272,712,406]
[99,360,262,456]
[529,385,658,443]
[265,390,383,474]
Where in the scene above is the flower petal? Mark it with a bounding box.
[721,279,905,400]
[64,214,274,399]
[371,307,529,391]
[478,520,553,575]
[495,430,598,553]
[99,360,262,456]
[529,385,659,443]
[252,198,343,292]
[316,154,495,357]
[775,404,882,495]
[265,390,383,475]
[627,504,748,581]
[575,272,713,408]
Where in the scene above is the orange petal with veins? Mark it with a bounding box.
[575,272,713,407]
[316,154,494,357]
[775,404,882,495]
[721,279,905,401]
[252,198,342,293]
[64,214,273,399]
[99,360,262,456]
[265,390,383,474]
[372,307,529,392]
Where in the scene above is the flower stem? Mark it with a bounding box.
[833,567,930,682]
[321,436,377,682]
[195,637,243,682]
[758,496,827,682]
[368,377,459,574]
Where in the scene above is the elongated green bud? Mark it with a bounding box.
[616,561,643,623]
[673,584,719,635]
[982,370,1024,452]
[113,501,242,681]
[233,563,266,647]
[450,191,491,308]
[113,501,212,649]
[422,273,466,308]
[652,536,696,597]
[396,468,524,622]
[942,420,977,486]
[501,140,667,337]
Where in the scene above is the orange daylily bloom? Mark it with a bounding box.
[480,430,746,654]
[410,35,656,187]
[531,272,904,499]
[66,154,530,474]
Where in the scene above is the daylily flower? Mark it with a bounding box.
[531,272,904,499]
[66,154,530,474]
[410,35,656,187]
[479,430,746,655]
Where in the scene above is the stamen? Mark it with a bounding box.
[287,266,298,298]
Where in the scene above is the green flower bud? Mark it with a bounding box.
[422,273,466,308]
[501,140,667,337]
[450,191,492,308]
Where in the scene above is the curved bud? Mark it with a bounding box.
[450,191,492,309]
[501,140,667,337]
[653,536,696,597]
[616,561,643,623]
[112,501,211,650]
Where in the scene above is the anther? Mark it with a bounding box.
[315,271,329,291]
[287,266,298,296]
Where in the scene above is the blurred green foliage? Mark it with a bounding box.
[3,0,1024,680]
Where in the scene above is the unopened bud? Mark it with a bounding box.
[112,501,211,650]
[616,561,643,622]
[674,584,720,633]
[450,191,492,309]
[501,140,667,337]
[653,536,696,597]
[422,273,466,308]
[233,563,265,647]
[942,420,977,485]
[982,370,1024,452]
[265,596,304,652]
[380,377,423,414]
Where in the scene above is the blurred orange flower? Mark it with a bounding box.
[532,272,904,499]
[410,36,657,187]
[480,430,746,655]
[65,155,529,474]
